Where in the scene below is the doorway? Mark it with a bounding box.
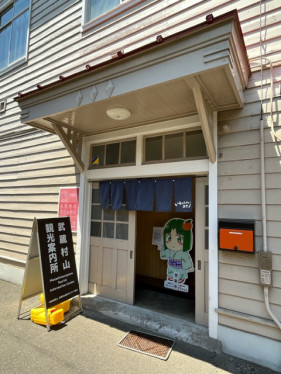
[134,178,195,322]
[88,177,208,325]
[135,209,195,321]
[134,177,208,325]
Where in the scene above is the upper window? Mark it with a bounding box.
[83,0,142,27]
[0,0,30,72]
[144,130,207,163]
[86,0,127,22]
[90,139,136,168]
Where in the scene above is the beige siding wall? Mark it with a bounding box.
[216,0,281,337]
[217,64,281,340]
[0,127,79,267]
[0,0,81,271]
[0,0,280,339]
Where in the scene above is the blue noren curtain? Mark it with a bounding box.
[111,181,124,210]
[125,180,139,210]
[100,178,193,212]
[99,181,111,209]
[174,177,193,212]
[155,179,173,212]
[136,179,155,211]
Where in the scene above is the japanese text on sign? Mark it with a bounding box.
[58,188,79,231]
[45,221,71,275]
[37,217,80,308]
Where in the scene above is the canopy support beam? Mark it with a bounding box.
[45,117,84,173]
[186,77,216,163]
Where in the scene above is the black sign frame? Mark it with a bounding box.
[37,217,80,309]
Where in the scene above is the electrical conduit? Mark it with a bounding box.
[260,117,281,330]
[259,0,281,330]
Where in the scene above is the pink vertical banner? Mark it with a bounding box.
[58,188,79,232]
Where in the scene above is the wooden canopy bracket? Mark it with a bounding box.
[45,117,84,173]
[185,77,216,164]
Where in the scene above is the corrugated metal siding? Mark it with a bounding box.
[0,0,280,337]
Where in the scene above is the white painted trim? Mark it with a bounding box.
[208,112,218,339]
[195,176,209,326]
[192,82,216,163]
[218,325,281,372]
[78,177,92,295]
[86,159,209,181]
[81,0,87,29]
[75,177,83,281]
[77,137,91,294]
[135,134,143,166]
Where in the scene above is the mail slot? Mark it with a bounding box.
[219,219,255,253]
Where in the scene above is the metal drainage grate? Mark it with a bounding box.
[118,330,175,360]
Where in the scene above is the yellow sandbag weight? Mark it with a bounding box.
[31,307,64,326]
[30,293,71,326]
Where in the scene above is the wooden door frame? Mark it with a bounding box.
[195,177,209,326]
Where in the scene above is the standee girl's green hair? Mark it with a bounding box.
[163,218,193,252]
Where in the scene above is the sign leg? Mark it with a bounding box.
[45,307,51,331]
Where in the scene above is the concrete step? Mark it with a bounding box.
[81,294,222,354]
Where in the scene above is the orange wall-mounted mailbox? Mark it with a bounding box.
[219,219,255,253]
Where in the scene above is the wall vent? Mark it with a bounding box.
[0,100,7,113]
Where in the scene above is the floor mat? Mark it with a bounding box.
[118,330,175,360]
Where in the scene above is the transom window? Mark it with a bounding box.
[0,0,31,72]
[90,139,136,168]
[91,186,129,239]
[144,130,207,163]
[85,0,129,23]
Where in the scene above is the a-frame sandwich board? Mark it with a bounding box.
[17,217,82,331]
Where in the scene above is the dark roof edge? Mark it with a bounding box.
[14,9,250,102]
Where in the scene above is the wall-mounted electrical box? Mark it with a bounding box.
[219,219,255,253]
[258,251,272,286]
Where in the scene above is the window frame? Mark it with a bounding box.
[91,184,129,240]
[143,129,207,164]
[0,0,31,74]
[90,138,137,169]
[82,0,143,31]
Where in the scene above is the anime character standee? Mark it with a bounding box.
[158,218,194,292]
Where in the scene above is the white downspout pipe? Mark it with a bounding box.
[260,117,281,330]
[259,0,281,330]
[259,117,267,253]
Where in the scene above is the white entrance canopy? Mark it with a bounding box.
[15,10,250,172]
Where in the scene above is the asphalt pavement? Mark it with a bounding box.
[0,279,279,374]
